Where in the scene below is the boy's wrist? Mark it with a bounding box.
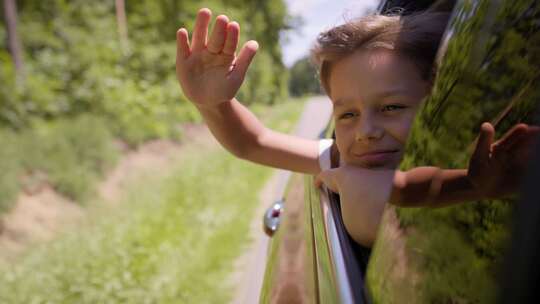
[193,98,234,110]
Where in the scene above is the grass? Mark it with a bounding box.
[0,97,308,214]
[0,130,21,212]
[0,98,307,303]
[0,115,118,212]
[0,150,268,303]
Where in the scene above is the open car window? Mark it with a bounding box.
[367,0,540,302]
[315,0,453,300]
[311,1,456,302]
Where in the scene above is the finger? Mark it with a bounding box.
[176,28,191,62]
[230,40,258,79]
[493,123,528,153]
[521,125,540,147]
[472,122,495,163]
[223,21,240,55]
[503,125,540,160]
[314,175,323,188]
[522,126,540,149]
[192,8,212,51]
[316,169,339,192]
[526,125,540,137]
[207,15,229,54]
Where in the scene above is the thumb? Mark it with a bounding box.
[315,169,339,192]
[230,40,258,81]
[472,122,495,164]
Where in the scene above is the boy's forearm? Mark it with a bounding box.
[391,167,481,207]
[195,98,321,174]
[196,98,265,158]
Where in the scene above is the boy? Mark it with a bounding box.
[175,8,537,246]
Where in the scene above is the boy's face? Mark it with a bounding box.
[329,49,429,169]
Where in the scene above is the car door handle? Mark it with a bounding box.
[263,199,284,237]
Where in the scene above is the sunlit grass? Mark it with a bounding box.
[0,150,267,303]
[0,98,306,303]
[0,115,118,212]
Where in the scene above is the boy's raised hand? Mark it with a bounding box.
[176,8,259,107]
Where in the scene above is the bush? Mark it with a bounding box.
[288,57,322,97]
[1,0,290,143]
[25,115,119,201]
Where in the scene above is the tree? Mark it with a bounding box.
[3,0,24,83]
[288,56,321,96]
[115,0,129,54]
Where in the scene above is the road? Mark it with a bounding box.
[231,96,333,304]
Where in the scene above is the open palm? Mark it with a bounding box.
[468,122,540,198]
[176,8,259,107]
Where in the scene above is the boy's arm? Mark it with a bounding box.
[390,168,477,207]
[196,99,320,174]
[314,166,474,244]
[315,166,394,246]
[391,122,539,207]
[176,8,320,174]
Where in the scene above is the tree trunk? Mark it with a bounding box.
[3,0,24,83]
[115,0,129,53]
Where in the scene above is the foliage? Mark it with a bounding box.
[288,56,322,97]
[0,98,305,303]
[0,115,118,211]
[0,0,292,211]
[1,0,290,144]
[0,150,269,303]
[0,129,21,213]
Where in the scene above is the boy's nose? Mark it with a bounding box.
[355,115,383,142]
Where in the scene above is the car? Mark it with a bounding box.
[260,0,539,303]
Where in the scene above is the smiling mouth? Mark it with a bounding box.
[353,150,400,166]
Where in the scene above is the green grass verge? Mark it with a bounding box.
[0,150,269,303]
[0,98,307,214]
[0,98,306,303]
[0,115,118,212]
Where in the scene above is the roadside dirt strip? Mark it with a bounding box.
[230,96,333,304]
[0,124,213,263]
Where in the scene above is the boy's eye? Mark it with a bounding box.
[381,104,405,112]
[338,112,357,120]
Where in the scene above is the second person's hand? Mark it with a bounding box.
[176,8,259,108]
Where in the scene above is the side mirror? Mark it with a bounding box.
[263,199,284,237]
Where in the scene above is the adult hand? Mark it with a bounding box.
[176,8,259,108]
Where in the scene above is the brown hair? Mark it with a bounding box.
[310,12,450,95]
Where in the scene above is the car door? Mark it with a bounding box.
[260,124,369,304]
[366,0,540,303]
